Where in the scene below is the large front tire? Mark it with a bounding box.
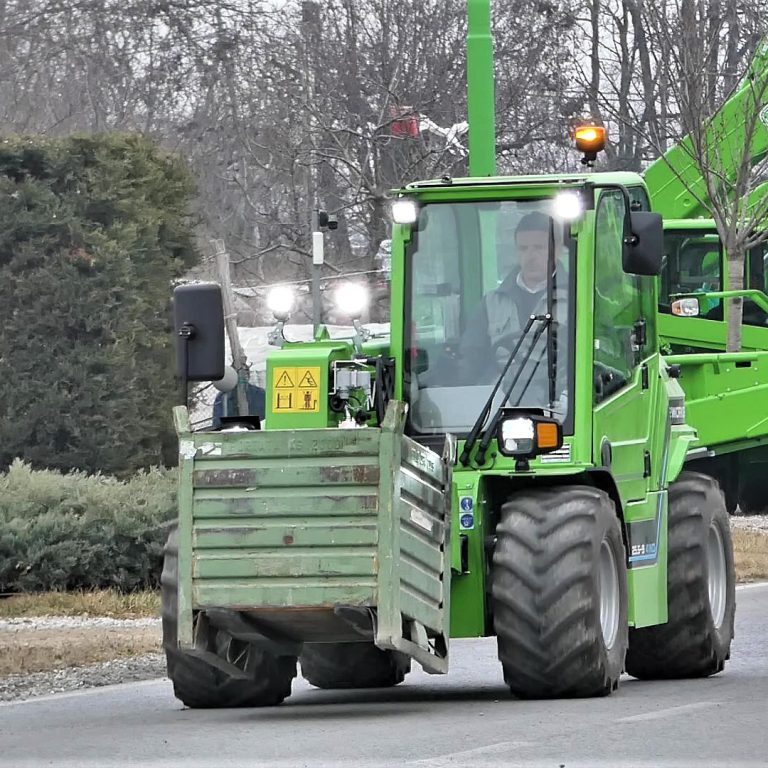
[161,527,297,708]
[300,642,410,689]
[626,472,735,679]
[492,486,628,699]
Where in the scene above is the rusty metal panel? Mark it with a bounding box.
[375,404,452,674]
[193,494,379,520]
[174,416,382,616]
[194,549,377,579]
[172,402,452,673]
[193,579,378,612]
[193,462,380,489]
[193,520,378,549]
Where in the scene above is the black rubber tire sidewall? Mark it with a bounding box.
[300,642,410,689]
[161,525,296,707]
[491,486,628,699]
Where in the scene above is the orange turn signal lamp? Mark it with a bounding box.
[536,421,561,450]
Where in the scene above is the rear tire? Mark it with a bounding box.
[626,472,735,679]
[300,642,410,689]
[161,526,297,708]
[491,486,628,698]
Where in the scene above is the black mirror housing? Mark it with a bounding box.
[173,283,225,381]
[623,211,663,276]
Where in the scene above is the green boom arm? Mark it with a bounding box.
[644,42,768,219]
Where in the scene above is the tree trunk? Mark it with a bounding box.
[727,255,744,352]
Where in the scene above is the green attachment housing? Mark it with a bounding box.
[265,341,351,429]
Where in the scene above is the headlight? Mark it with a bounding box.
[335,282,369,319]
[499,418,535,455]
[552,190,584,221]
[391,199,419,224]
[671,297,700,317]
[496,410,563,459]
[266,285,295,320]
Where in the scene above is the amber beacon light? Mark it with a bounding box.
[574,125,606,166]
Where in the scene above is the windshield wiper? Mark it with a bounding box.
[458,220,562,467]
[459,314,550,466]
[473,316,551,466]
[512,340,548,407]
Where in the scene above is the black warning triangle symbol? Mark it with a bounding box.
[276,370,294,388]
[299,370,317,388]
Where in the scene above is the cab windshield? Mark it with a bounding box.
[404,199,574,436]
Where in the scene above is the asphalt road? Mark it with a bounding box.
[1,583,766,768]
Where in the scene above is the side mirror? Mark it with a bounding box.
[173,283,225,382]
[623,211,663,276]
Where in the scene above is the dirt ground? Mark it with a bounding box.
[732,528,768,582]
[0,620,161,677]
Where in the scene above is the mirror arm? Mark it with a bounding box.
[588,182,637,243]
[177,322,196,407]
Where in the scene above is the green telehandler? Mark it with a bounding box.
[162,0,736,707]
[642,42,768,513]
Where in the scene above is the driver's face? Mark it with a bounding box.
[516,229,550,287]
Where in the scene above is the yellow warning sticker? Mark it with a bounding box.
[298,369,318,388]
[275,370,295,389]
[272,367,321,413]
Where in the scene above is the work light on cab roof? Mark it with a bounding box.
[391,198,419,224]
[574,124,606,167]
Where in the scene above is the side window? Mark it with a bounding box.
[593,191,643,403]
[410,204,462,343]
[628,186,650,212]
[659,231,723,318]
[745,245,768,327]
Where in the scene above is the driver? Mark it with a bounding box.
[458,211,564,377]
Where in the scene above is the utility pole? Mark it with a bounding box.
[302,1,322,333]
[213,238,249,417]
[466,0,496,177]
[311,208,324,333]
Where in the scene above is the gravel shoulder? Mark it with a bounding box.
[0,653,166,703]
[0,616,163,702]
[731,514,768,532]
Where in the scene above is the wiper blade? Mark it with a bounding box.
[458,314,546,467]
[513,341,548,408]
[473,315,551,465]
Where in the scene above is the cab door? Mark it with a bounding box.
[591,190,656,505]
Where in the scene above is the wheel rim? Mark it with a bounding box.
[707,523,727,629]
[598,539,620,650]
[224,636,253,673]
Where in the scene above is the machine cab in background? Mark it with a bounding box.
[658,220,768,352]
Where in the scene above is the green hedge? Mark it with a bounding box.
[0,460,176,593]
[0,134,200,476]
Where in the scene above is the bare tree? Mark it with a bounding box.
[574,0,768,350]
[0,0,585,319]
[643,0,768,351]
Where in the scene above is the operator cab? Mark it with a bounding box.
[657,222,768,352]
